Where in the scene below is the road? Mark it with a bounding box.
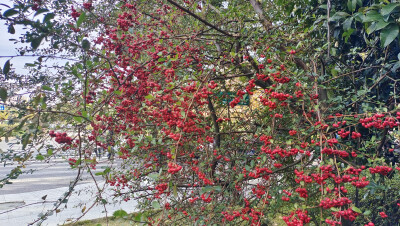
[0,141,138,226]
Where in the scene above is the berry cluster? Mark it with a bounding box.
[369,166,392,176]
[360,114,399,129]
[351,131,362,139]
[70,6,81,20]
[319,197,352,209]
[295,188,308,198]
[379,211,388,218]
[325,218,341,226]
[289,130,297,136]
[167,162,182,174]
[351,177,370,188]
[331,208,359,221]
[201,193,212,203]
[322,147,349,158]
[49,131,73,145]
[338,129,350,138]
[282,210,311,226]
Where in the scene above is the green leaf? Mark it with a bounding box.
[0,87,7,102]
[352,12,363,22]
[3,60,10,78]
[380,24,399,47]
[381,3,400,16]
[342,28,354,43]
[151,201,161,209]
[330,207,340,212]
[22,133,31,150]
[43,13,55,23]
[173,184,177,197]
[352,206,362,213]
[392,62,400,73]
[374,20,389,31]
[366,23,376,35]
[34,8,49,17]
[81,110,88,118]
[113,209,128,218]
[145,94,154,100]
[343,17,353,31]
[76,12,86,28]
[330,12,350,21]
[3,9,18,17]
[148,173,159,180]
[82,39,90,50]
[42,85,53,91]
[73,116,82,123]
[8,24,15,34]
[347,0,357,12]
[364,210,371,215]
[31,36,44,50]
[36,154,45,161]
[363,10,382,23]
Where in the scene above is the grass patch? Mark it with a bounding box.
[63,212,144,226]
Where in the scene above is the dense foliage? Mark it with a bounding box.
[1,0,400,225]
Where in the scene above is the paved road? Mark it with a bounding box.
[0,141,138,225]
[0,157,109,195]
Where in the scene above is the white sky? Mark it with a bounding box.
[0,0,42,74]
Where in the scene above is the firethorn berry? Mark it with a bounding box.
[68,158,77,166]
[83,2,92,10]
[167,162,182,174]
[379,212,388,218]
[369,166,392,176]
[70,6,81,20]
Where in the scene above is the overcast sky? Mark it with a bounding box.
[1,0,41,74]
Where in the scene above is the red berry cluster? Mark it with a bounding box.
[155,183,168,194]
[49,131,73,144]
[295,188,308,198]
[289,130,297,136]
[319,197,352,209]
[270,91,291,101]
[68,158,77,166]
[201,193,212,203]
[331,208,359,221]
[351,131,361,139]
[338,129,350,138]
[167,162,182,174]
[379,211,388,218]
[322,147,349,158]
[83,2,92,11]
[221,211,241,222]
[71,6,81,20]
[229,90,246,108]
[252,184,266,198]
[282,210,311,226]
[369,166,392,176]
[351,177,370,188]
[360,114,399,129]
[325,218,341,226]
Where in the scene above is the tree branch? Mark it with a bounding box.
[166,0,238,37]
[248,0,273,31]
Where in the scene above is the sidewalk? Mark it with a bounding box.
[0,183,137,225]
